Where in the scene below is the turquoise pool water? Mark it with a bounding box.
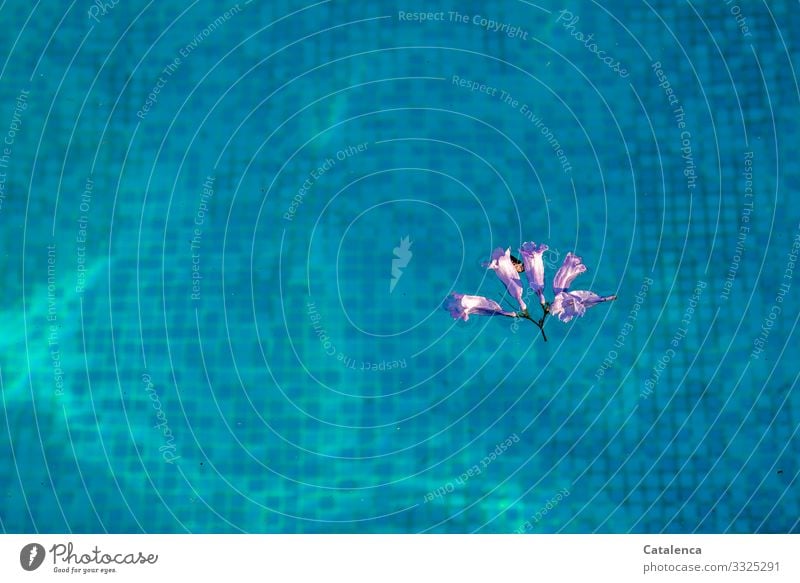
[0,0,798,533]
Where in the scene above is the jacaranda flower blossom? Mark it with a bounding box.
[445,243,616,341]
[519,241,548,305]
[549,290,618,323]
[445,293,517,321]
[552,252,587,294]
[485,247,527,311]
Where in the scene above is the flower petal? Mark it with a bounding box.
[552,252,587,294]
[444,293,517,321]
[549,290,617,322]
[519,241,549,305]
[486,247,527,311]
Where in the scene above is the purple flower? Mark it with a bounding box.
[444,241,617,341]
[445,293,517,321]
[486,247,527,311]
[552,252,587,294]
[519,241,548,305]
[549,290,617,323]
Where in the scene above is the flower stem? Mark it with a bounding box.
[537,303,550,342]
[518,307,549,342]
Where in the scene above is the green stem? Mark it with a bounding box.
[537,302,550,342]
[518,306,549,342]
